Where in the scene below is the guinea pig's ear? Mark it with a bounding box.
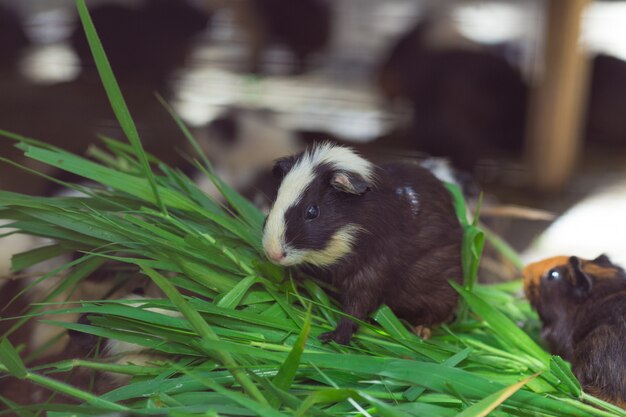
[331,171,370,195]
[568,256,593,294]
[592,254,613,267]
[272,156,296,179]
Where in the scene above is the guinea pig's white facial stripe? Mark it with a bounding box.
[263,164,316,256]
[281,224,363,267]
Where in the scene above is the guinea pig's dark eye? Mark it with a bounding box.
[305,204,319,220]
[547,268,561,281]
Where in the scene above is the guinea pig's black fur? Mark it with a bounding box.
[263,143,462,344]
[523,255,626,408]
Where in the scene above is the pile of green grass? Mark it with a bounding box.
[1,1,625,416]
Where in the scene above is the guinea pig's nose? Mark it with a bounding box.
[267,249,287,263]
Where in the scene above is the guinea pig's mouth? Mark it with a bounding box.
[263,242,310,266]
[265,252,301,267]
[275,257,299,267]
[263,241,294,265]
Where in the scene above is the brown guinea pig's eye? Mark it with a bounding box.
[547,268,561,281]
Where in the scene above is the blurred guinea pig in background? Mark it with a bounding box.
[523,255,626,409]
[0,263,170,405]
[375,16,528,172]
[67,0,211,164]
[0,259,163,360]
[0,3,30,78]
[229,0,333,75]
[0,0,212,196]
[70,0,211,93]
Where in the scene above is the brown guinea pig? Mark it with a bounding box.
[523,255,626,408]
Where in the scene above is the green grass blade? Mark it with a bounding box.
[482,226,524,270]
[0,364,130,412]
[11,243,71,272]
[550,355,582,397]
[296,388,363,417]
[581,393,626,417]
[21,145,193,211]
[0,339,27,378]
[155,94,265,231]
[455,373,538,417]
[461,226,485,291]
[372,305,417,342]
[358,393,413,417]
[445,183,469,227]
[270,309,311,406]
[452,282,550,364]
[190,371,291,417]
[75,0,164,213]
[217,275,258,309]
[0,396,37,417]
[141,266,269,406]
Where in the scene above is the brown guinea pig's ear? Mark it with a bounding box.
[331,171,370,195]
[568,256,593,294]
[272,156,296,179]
[592,254,613,267]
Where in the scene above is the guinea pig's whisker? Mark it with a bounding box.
[286,231,305,248]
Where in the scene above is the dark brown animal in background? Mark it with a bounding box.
[0,4,30,76]
[586,54,626,147]
[376,19,528,170]
[262,143,462,344]
[233,0,332,74]
[0,0,211,196]
[67,0,211,165]
[523,255,626,409]
[70,0,210,93]
[0,263,166,407]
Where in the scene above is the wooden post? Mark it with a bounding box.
[525,0,591,191]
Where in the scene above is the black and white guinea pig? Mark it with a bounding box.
[262,143,463,344]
